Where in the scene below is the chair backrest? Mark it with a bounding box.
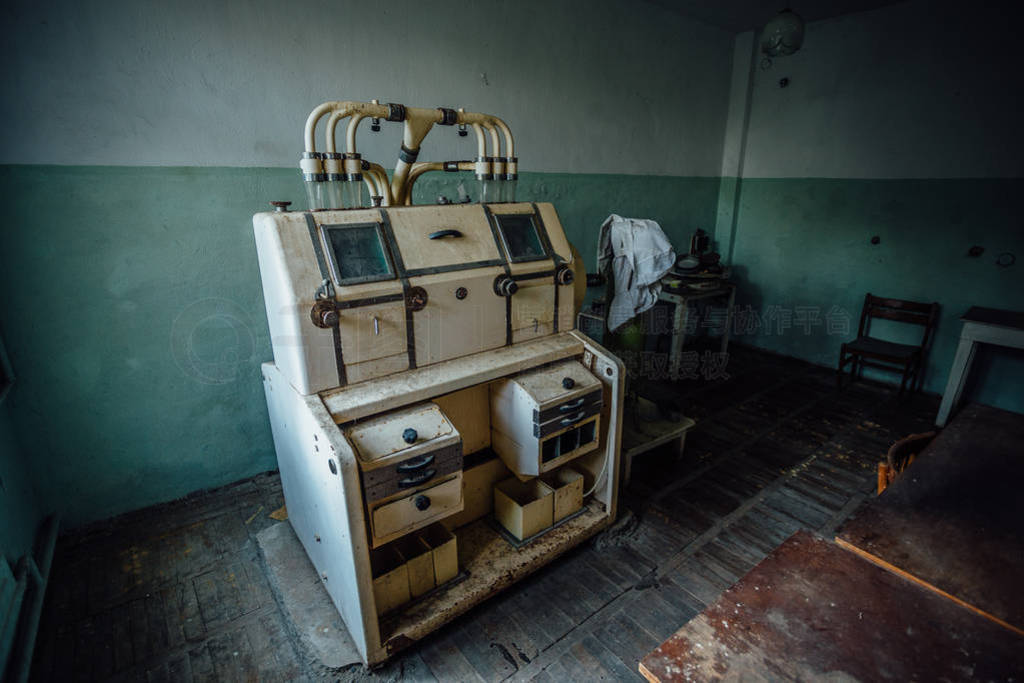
[857,293,940,350]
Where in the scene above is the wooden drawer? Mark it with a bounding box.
[370,474,463,545]
[362,443,463,503]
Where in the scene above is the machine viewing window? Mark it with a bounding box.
[495,214,546,262]
[323,223,395,284]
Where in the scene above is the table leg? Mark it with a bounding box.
[935,335,977,427]
[668,299,688,380]
[720,286,736,355]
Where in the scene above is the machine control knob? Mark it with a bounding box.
[311,300,339,328]
[493,275,519,297]
[320,308,339,327]
[402,428,418,444]
[555,264,575,285]
[414,495,431,511]
[562,377,575,390]
[270,201,292,212]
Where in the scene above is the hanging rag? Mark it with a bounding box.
[597,214,676,332]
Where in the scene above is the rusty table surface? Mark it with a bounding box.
[639,531,1023,682]
[836,403,1024,634]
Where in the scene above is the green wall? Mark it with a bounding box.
[0,165,717,527]
[728,177,1024,411]
[0,400,41,559]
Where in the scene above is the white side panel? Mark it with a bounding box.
[261,362,379,663]
[254,213,338,395]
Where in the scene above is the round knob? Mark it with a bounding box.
[414,495,431,511]
[562,377,575,390]
[555,264,574,285]
[493,275,519,297]
[270,201,292,212]
[320,308,339,327]
[402,428,418,444]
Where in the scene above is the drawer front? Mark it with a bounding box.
[371,474,463,540]
[533,388,603,424]
[533,400,603,439]
[347,402,454,464]
[362,443,463,503]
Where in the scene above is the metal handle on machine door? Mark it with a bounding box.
[428,229,463,239]
[414,495,431,511]
[398,469,436,488]
[561,411,586,426]
[559,398,585,412]
[396,454,435,473]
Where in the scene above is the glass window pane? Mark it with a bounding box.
[496,214,545,261]
[324,224,393,283]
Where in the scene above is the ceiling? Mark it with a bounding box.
[642,0,905,32]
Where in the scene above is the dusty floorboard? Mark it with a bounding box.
[29,347,942,681]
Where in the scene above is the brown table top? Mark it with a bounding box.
[639,531,1023,682]
[836,403,1024,633]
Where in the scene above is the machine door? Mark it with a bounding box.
[386,204,503,273]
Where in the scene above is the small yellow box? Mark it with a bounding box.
[420,523,458,585]
[370,545,409,616]
[395,535,435,598]
[494,477,554,541]
[542,467,584,522]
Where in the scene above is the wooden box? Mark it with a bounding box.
[370,545,409,616]
[419,523,458,585]
[394,536,435,598]
[494,477,554,541]
[541,467,584,522]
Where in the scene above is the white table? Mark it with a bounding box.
[659,280,736,380]
[935,306,1024,427]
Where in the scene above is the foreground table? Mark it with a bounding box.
[639,531,1023,682]
[837,402,1024,634]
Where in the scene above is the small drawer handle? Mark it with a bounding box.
[561,411,586,426]
[396,454,435,473]
[398,468,436,488]
[559,398,585,412]
[414,495,431,511]
[429,229,463,239]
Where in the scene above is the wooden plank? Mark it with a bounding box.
[640,531,1024,682]
[837,403,1024,634]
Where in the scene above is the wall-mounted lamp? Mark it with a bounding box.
[761,8,805,69]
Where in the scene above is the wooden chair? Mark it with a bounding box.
[837,293,939,395]
[877,431,935,494]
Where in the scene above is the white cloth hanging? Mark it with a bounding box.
[597,214,676,333]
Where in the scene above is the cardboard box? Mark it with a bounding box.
[419,523,458,585]
[542,467,584,522]
[370,545,410,616]
[494,477,554,540]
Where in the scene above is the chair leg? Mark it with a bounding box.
[836,348,848,389]
[898,362,910,397]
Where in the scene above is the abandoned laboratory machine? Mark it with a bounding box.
[253,100,624,666]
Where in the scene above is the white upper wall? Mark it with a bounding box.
[0,0,733,176]
[740,0,1023,179]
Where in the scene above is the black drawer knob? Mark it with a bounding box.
[402,428,418,444]
[562,377,575,389]
[414,495,431,511]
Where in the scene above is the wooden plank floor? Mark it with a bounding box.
[29,346,943,681]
